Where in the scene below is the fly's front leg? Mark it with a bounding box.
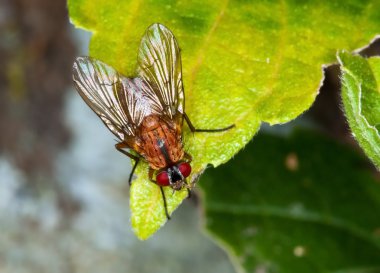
[184,152,193,163]
[115,142,140,185]
[183,112,235,133]
[183,153,193,198]
[186,187,192,199]
[160,187,171,220]
[148,167,156,183]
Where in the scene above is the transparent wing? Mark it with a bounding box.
[73,56,159,140]
[137,23,184,118]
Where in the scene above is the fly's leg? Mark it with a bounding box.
[148,167,171,220]
[160,187,171,220]
[183,153,193,198]
[183,112,235,133]
[148,167,156,183]
[115,142,140,185]
[186,187,192,199]
[184,152,193,162]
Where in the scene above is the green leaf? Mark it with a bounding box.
[68,0,380,239]
[201,131,380,273]
[338,51,380,169]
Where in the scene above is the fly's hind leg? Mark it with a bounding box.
[115,142,140,185]
[183,112,235,133]
[148,168,171,220]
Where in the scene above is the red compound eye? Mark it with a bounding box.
[156,171,170,186]
[178,162,191,178]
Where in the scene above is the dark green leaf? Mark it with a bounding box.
[201,131,380,273]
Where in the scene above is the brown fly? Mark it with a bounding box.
[72,23,234,219]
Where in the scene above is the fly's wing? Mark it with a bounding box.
[73,56,157,140]
[137,23,184,119]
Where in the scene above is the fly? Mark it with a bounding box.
[72,23,234,219]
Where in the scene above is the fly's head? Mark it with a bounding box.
[156,162,192,190]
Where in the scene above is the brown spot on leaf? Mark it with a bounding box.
[285,152,299,171]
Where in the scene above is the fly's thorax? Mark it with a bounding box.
[137,115,184,170]
[141,115,160,131]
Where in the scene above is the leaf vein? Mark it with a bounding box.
[207,203,380,249]
[188,0,229,94]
